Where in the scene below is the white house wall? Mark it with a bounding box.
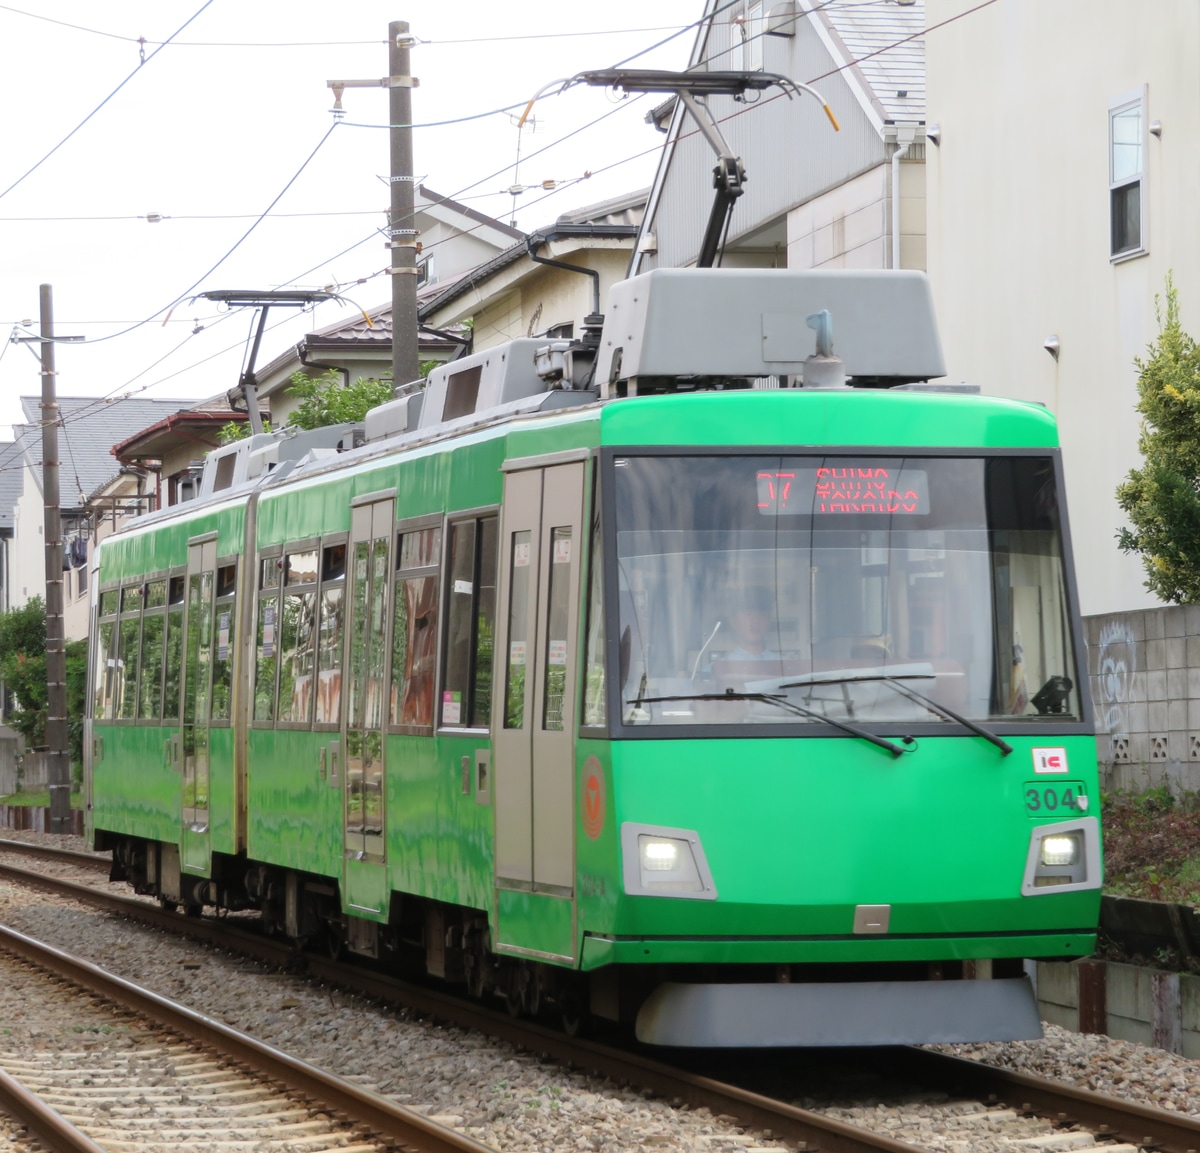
[787,159,926,271]
[10,462,44,611]
[925,0,1200,619]
[443,247,632,351]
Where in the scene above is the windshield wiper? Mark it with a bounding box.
[778,673,1012,756]
[629,691,913,757]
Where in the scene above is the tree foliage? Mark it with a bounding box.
[1116,278,1200,604]
[215,368,397,444]
[0,598,86,766]
[284,368,394,430]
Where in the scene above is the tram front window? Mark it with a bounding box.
[612,454,1081,728]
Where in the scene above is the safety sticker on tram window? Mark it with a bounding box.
[1032,746,1068,773]
[262,603,276,658]
[442,691,462,725]
[217,612,230,661]
[1024,781,1087,815]
[514,541,531,567]
[553,538,572,564]
[509,640,527,666]
[548,639,568,666]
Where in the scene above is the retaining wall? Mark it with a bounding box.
[1034,958,1200,1059]
[0,805,83,835]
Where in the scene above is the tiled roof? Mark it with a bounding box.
[814,0,925,125]
[13,396,195,506]
[253,301,464,386]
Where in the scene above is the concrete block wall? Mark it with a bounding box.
[1033,958,1200,1058]
[1086,605,1200,795]
[0,742,47,797]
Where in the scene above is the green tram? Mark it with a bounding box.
[87,269,1101,1046]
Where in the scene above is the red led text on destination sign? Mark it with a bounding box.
[756,466,930,515]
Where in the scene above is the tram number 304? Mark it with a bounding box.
[1024,782,1085,814]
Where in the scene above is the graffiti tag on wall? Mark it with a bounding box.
[1096,617,1136,737]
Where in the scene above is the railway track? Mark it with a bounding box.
[2,843,1199,1153]
[0,921,495,1153]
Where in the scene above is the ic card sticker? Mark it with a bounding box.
[442,690,461,725]
[1032,746,1068,774]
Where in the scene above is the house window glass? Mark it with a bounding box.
[746,2,763,70]
[1110,89,1146,259]
[728,10,745,70]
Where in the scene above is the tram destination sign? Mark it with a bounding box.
[756,465,930,516]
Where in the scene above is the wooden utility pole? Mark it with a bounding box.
[39,284,70,834]
[388,20,420,390]
[327,22,421,390]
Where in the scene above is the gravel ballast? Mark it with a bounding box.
[0,829,1197,1151]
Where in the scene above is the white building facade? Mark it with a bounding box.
[925,0,1200,789]
[926,0,1200,619]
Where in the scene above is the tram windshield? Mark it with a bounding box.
[611,453,1082,729]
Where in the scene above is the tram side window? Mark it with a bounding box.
[582,514,606,727]
[93,590,120,720]
[391,525,441,730]
[503,530,532,729]
[314,542,346,725]
[278,548,318,725]
[211,563,236,722]
[253,555,282,722]
[138,579,168,721]
[162,575,186,721]
[442,516,497,728]
[115,585,143,721]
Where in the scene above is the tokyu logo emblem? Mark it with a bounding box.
[1033,747,1068,774]
[581,756,606,839]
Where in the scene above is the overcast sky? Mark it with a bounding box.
[0,1,701,439]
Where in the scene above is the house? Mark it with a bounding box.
[7,396,195,639]
[0,442,18,617]
[248,186,522,427]
[419,189,647,351]
[632,0,928,275]
[111,397,260,509]
[249,300,462,430]
[413,184,525,288]
[924,0,1200,789]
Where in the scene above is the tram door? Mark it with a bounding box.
[180,536,216,875]
[493,459,585,960]
[341,495,394,916]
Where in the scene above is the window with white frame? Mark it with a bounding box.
[728,9,745,70]
[1109,86,1146,259]
[746,2,764,70]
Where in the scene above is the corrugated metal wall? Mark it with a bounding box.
[645,15,887,271]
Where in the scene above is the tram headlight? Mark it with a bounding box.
[1022,817,1100,896]
[1040,833,1080,867]
[621,824,718,900]
[641,838,681,870]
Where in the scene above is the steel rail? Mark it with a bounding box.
[886,1047,1200,1153]
[0,924,494,1153]
[0,1065,108,1153]
[0,861,929,1153]
[0,838,110,870]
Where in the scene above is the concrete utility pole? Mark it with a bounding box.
[389,20,420,390]
[328,21,421,391]
[39,284,70,834]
